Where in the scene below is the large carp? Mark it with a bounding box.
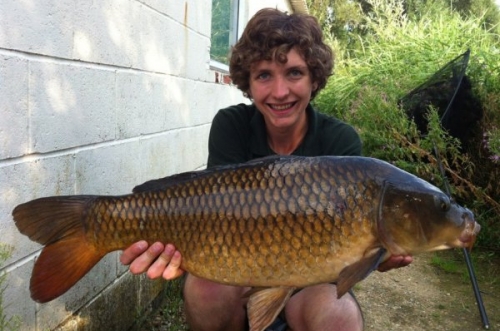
[13,155,479,331]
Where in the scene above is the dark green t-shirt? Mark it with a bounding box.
[207,103,362,168]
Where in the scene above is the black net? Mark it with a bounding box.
[399,49,483,146]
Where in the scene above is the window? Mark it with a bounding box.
[210,0,240,70]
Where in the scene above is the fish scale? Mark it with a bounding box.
[13,155,480,331]
[119,159,348,285]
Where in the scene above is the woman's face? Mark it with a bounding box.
[248,48,317,132]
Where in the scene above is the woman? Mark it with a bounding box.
[121,8,412,331]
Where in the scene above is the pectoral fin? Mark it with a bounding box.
[246,286,296,331]
[336,248,387,298]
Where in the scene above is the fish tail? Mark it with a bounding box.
[13,196,104,303]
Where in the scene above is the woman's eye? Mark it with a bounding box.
[289,69,303,78]
[256,72,270,80]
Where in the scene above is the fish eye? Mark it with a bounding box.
[435,195,451,212]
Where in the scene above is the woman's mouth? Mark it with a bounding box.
[269,102,296,112]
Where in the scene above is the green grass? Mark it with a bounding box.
[0,245,20,331]
[430,253,461,274]
[430,249,500,286]
[136,278,187,331]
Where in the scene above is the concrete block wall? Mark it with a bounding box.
[0,0,249,330]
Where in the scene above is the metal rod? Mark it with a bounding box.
[462,247,490,329]
[433,145,489,329]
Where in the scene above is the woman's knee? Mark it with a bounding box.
[285,284,363,331]
[183,275,248,331]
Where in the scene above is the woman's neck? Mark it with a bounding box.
[267,118,308,155]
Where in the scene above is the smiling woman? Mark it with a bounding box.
[248,49,317,154]
[123,7,376,331]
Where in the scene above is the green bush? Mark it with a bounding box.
[314,0,500,249]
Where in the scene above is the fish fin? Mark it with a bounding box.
[242,287,268,298]
[132,155,295,193]
[247,286,296,331]
[133,172,202,193]
[13,196,94,244]
[13,196,105,302]
[31,234,103,303]
[336,248,387,298]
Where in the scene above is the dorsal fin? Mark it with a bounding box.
[132,155,297,193]
[133,171,205,193]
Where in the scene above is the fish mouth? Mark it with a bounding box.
[441,220,481,250]
[458,220,481,249]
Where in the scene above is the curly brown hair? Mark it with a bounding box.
[229,8,334,99]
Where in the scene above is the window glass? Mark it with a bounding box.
[210,0,239,66]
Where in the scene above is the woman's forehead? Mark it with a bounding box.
[250,48,307,70]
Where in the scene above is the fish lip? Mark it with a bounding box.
[458,221,481,249]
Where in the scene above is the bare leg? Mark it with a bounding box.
[284,284,363,331]
[183,274,250,331]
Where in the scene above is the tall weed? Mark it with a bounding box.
[314,0,500,249]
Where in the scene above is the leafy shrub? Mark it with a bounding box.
[314,0,500,249]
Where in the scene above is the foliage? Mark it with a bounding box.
[405,0,500,34]
[210,0,233,64]
[313,0,500,249]
[307,0,500,57]
[306,0,368,54]
[0,245,20,331]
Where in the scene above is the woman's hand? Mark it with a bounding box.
[120,241,185,280]
[377,255,413,272]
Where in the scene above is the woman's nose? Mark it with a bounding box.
[271,76,289,99]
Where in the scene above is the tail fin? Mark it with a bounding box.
[13,196,105,303]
